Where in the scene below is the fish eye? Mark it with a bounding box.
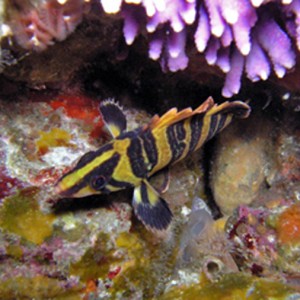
[91,175,106,191]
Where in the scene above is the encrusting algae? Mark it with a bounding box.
[0,188,55,245]
[161,273,298,300]
[277,203,300,245]
[36,127,73,155]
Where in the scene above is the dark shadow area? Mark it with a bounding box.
[52,189,132,215]
[202,138,222,220]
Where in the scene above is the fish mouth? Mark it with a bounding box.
[53,182,73,198]
[53,182,66,197]
[54,182,97,199]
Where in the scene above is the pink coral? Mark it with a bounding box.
[100,0,300,97]
[10,0,89,51]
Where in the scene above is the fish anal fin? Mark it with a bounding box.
[99,99,127,138]
[133,180,173,232]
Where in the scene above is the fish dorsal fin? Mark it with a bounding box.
[146,97,215,130]
[132,180,173,232]
[206,100,251,119]
[99,99,127,138]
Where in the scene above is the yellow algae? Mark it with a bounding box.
[111,231,160,298]
[36,127,73,154]
[0,188,55,244]
[56,213,86,242]
[113,231,148,278]
[115,232,148,272]
[116,231,144,250]
[70,233,120,281]
[161,273,297,300]
[0,275,82,300]
[250,279,293,300]
[6,244,23,259]
[214,216,228,231]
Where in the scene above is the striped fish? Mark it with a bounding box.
[55,97,250,231]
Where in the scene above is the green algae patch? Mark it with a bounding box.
[0,275,82,300]
[110,230,177,299]
[55,213,88,243]
[110,231,152,297]
[5,244,23,259]
[70,232,120,281]
[0,188,55,244]
[250,279,294,299]
[161,273,298,300]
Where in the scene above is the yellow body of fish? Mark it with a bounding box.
[55,97,251,231]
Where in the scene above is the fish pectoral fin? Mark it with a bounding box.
[132,180,173,232]
[99,99,127,138]
[150,166,171,194]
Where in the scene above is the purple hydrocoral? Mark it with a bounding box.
[101,0,196,72]
[100,0,299,97]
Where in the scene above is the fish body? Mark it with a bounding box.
[55,97,251,231]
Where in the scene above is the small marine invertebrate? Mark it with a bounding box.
[8,0,89,51]
[176,197,237,281]
[227,205,278,276]
[101,0,300,97]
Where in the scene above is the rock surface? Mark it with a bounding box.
[211,110,275,215]
[0,1,300,298]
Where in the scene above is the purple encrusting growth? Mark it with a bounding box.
[100,0,300,97]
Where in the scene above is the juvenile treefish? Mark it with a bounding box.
[55,97,251,231]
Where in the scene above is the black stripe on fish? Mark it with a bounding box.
[141,129,158,170]
[216,113,228,132]
[109,178,134,189]
[117,130,138,140]
[207,114,218,141]
[60,152,120,197]
[175,120,186,141]
[167,123,186,162]
[188,115,203,153]
[73,143,114,171]
[127,137,148,178]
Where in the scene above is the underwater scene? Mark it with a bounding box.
[0,0,300,299]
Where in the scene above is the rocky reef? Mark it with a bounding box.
[0,0,300,299]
